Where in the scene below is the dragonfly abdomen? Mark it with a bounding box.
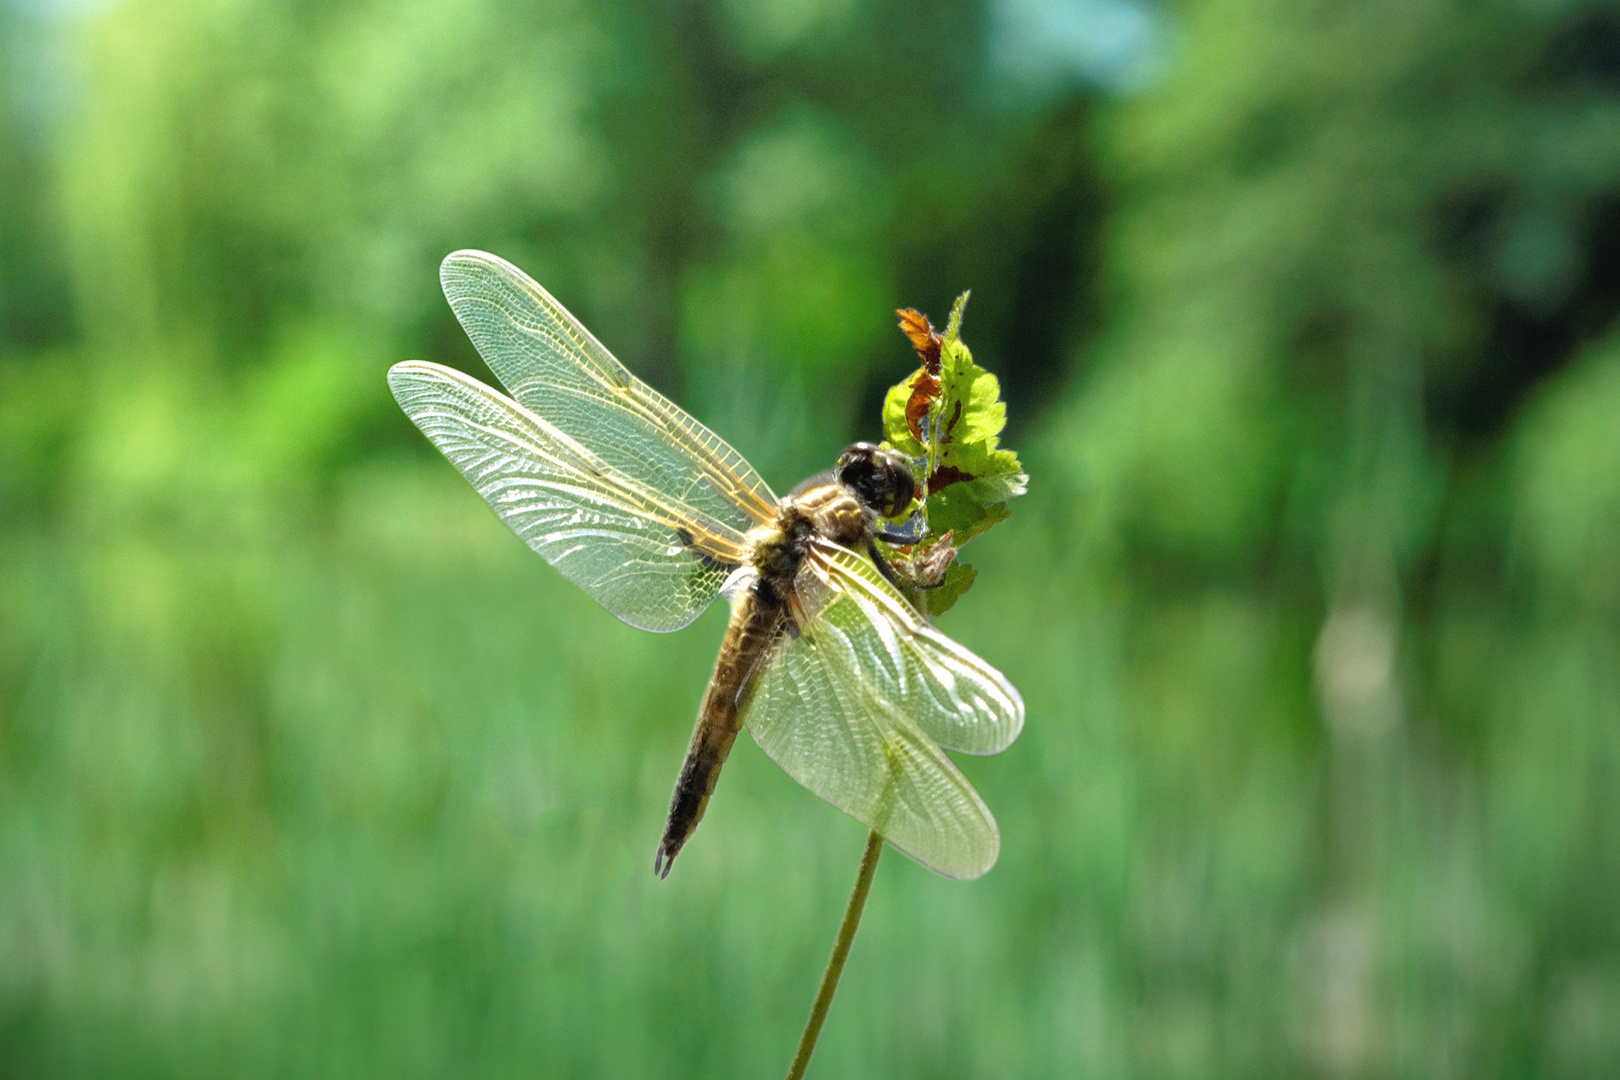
[654,579,789,878]
[653,460,899,877]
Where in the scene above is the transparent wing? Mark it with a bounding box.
[742,541,1024,879]
[389,360,752,632]
[439,250,778,536]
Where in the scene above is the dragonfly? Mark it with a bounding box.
[389,251,1024,880]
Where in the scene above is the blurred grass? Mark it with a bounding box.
[4,0,1620,1077]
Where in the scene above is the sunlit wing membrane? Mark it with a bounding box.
[439,250,778,536]
[389,360,751,632]
[805,543,1025,756]
[742,541,1025,879]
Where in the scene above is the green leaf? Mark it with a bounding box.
[942,290,970,343]
[934,338,1008,447]
[925,561,977,617]
[927,492,1010,545]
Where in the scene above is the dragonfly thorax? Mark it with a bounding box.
[748,443,914,588]
[748,484,866,585]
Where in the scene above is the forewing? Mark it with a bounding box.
[742,541,1024,879]
[389,360,750,632]
[439,250,777,534]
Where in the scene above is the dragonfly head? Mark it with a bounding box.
[836,442,916,520]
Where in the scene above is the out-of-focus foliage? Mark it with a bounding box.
[3,0,1619,1076]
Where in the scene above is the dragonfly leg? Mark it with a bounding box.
[873,517,926,546]
[865,538,907,590]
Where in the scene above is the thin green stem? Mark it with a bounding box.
[784,830,885,1080]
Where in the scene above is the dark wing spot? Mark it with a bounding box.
[673,525,737,573]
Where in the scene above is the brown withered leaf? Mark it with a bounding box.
[905,372,941,441]
[888,531,958,591]
[908,531,958,588]
[896,308,942,369]
[927,463,974,490]
[897,308,944,442]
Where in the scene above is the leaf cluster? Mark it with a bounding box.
[878,293,1028,615]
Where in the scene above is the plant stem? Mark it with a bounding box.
[784,829,885,1080]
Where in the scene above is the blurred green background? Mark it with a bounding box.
[4,0,1620,1075]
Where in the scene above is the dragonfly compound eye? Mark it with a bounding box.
[836,442,917,519]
